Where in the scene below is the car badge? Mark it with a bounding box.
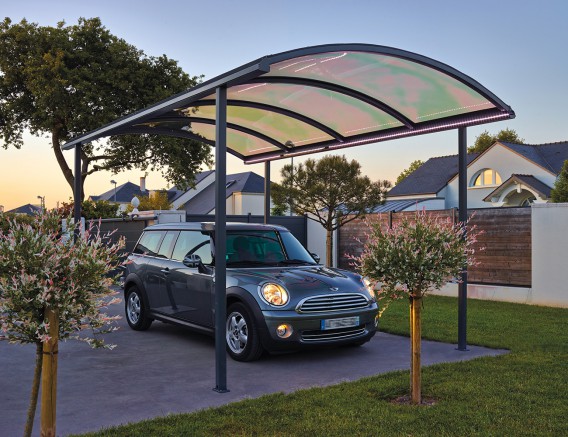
[329,287,339,292]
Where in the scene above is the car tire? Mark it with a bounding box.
[125,286,153,331]
[226,302,263,362]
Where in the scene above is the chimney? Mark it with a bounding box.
[140,176,146,192]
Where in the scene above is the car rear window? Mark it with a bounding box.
[133,231,165,256]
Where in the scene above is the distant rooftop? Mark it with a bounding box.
[388,153,479,197]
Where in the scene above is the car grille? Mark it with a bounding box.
[296,293,370,313]
[301,326,366,342]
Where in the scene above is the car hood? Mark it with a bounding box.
[228,265,367,295]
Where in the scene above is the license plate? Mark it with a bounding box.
[321,316,360,330]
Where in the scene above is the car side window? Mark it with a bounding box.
[171,231,212,265]
[156,231,179,259]
[133,231,165,256]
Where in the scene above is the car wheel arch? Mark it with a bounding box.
[226,286,270,348]
[124,274,151,309]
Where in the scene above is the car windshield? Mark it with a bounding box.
[225,230,316,267]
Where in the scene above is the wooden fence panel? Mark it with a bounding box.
[338,207,531,287]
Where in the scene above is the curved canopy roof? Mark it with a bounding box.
[62,44,515,163]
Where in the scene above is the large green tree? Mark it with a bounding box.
[272,155,390,266]
[550,160,568,203]
[0,18,212,199]
[396,159,424,185]
[467,128,524,154]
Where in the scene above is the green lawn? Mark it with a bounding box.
[78,296,568,436]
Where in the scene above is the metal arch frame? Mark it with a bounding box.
[62,43,514,150]
[248,77,416,129]
[63,42,516,394]
[190,99,346,142]
[243,108,511,164]
[263,43,514,112]
[105,126,247,160]
[141,116,290,152]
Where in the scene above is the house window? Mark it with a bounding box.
[471,169,502,187]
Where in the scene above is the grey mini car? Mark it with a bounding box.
[123,222,378,361]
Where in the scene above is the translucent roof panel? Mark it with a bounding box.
[62,44,514,164]
[264,51,495,124]
[189,105,334,147]
[198,83,404,138]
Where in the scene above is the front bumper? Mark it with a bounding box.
[258,304,378,352]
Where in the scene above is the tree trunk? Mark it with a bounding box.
[326,228,333,267]
[24,342,43,437]
[410,294,422,404]
[52,129,87,201]
[40,308,59,437]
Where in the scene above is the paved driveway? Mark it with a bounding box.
[0,301,506,436]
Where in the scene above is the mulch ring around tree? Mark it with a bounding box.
[390,395,438,407]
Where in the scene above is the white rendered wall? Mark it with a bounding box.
[446,143,556,209]
[531,203,568,307]
[307,217,330,266]
[230,192,266,215]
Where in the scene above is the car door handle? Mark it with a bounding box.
[160,268,170,274]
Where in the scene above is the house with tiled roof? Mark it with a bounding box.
[386,141,568,210]
[90,178,151,209]
[89,171,268,215]
[5,203,42,215]
[172,171,267,215]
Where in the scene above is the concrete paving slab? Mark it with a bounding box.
[0,301,507,436]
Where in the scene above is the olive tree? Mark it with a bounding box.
[350,211,481,404]
[0,211,125,436]
[550,160,568,203]
[272,155,390,266]
[0,17,212,198]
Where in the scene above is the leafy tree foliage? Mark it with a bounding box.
[135,191,172,211]
[0,18,212,199]
[57,199,120,218]
[350,211,481,404]
[272,155,390,266]
[467,128,524,153]
[550,160,568,203]
[396,160,424,185]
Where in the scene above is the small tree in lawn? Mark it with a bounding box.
[350,211,480,404]
[0,210,125,437]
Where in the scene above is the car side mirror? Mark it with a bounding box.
[311,253,320,263]
[183,254,202,268]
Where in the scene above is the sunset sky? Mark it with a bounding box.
[1,0,567,211]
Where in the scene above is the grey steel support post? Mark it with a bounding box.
[264,161,270,224]
[73,143,82,240]
[457,127,468,351]
[213,85,229,393]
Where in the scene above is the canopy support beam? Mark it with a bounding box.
[264,161,270,224]
[457,127,468,351]
[73,143,82,240]
[213,85,229,393]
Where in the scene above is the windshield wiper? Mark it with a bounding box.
[277,259,315,266]
[227,260,274,267]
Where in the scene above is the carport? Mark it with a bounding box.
[62,44,515,393]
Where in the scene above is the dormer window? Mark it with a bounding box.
[471,169,502,187]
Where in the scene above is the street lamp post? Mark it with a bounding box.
[37,196,45,211]
[110,180,117,203]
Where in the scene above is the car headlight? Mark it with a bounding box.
[363,277,376,299]
[260,283,289,306]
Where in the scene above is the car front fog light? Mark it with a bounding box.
[260,283,289,306]
[276,324,293,338]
